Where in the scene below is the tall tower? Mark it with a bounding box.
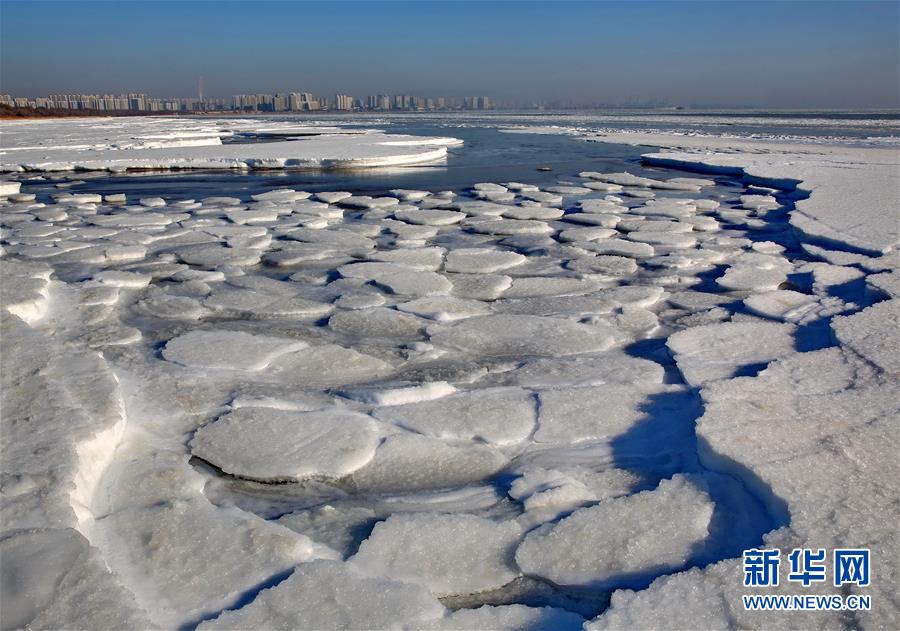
[198,76,204,103]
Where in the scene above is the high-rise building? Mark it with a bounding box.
[334,94,353,110]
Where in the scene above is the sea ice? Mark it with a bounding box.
[350,433,508,493]
[444,248,526,273]
[352,512,522,596]
[190,407,380,481]
[667,321,796,386]
[373,387,536,446]
[161,330,308,371]
[428,314,616,357]
[534,384,690,444]
[515,475,713,588]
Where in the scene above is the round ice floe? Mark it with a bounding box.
[369,247,445,271]
[389,189,432,202]
[204,289,333,319]
[519,190,563,206]
[535,384,691,444]
[174,244,262,267]
[509,468,598,518]
[473,182,508,193]
[333,292,386,310]
[444,248,526,274]
[447,273,513,301]
[545,185,591,195]
[501,206,564,221]
[91,270,152,288]
[579,239,655,259]
[566,255,638,276]
[743,290,817,321]
[563,212,621,228]
[428,314,615,357]
[397,296,492,322]
[328,307,428,338]
[339,195,400,210]
[558,227,617,242]
[197,560,444,631]
[667,321,796,386]
[626,231,696,248]
[373,387,536,446]
[465,219,554,236]
[350,433,508,493]
[338,262,452,296]
[502,277,602,298]
[162,330,308,371]
[394,208,465,226]
[313,191,352,204]
[716,266,787,292]
[352,512,522,596]
[338,381,456,406]
[139,197,166,208]
[266,344,395,387]
[510,352,664,388]
[582,181,624,193]
[515,475,713,588]
[134,292,205,320]
[190,407,379,481]
[251,188,310,202]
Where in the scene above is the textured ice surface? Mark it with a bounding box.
[515,476,714,589]
[198,560,445,630]
[352,512,522,596]
[667,321,796,386]
[3,117,898,629]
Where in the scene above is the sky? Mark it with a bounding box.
[1,0,898,108]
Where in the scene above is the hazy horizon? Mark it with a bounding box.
[2,0,898,109]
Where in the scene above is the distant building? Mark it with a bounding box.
[334,94,354,110]
[3,90,485,113]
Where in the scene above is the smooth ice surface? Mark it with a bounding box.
[372,387,536,446]
[428,315,616,357]
[162,330,308,371]
[1,118,462,171]
[190,408,380,481]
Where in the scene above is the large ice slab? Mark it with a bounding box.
[189,407,380,481]
[515,475,713,589]
[1,118,462,172]
[667,321,796,386]
[162,330,308,371]
[428,315,616,357]
[352,512,522,596]
[198,560,444,630]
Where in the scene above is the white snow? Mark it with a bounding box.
[515,475,714,588]
[3,115,898,629]
[352,512,522,596]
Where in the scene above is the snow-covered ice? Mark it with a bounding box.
[2,116,897,630]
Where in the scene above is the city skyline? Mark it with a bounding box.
[1,1,898,109]
[1,90,494,113]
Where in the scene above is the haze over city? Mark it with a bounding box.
[1,0,899,109]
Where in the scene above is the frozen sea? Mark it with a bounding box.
[1,112,897,631]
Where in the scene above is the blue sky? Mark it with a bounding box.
[1,0,898,107]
